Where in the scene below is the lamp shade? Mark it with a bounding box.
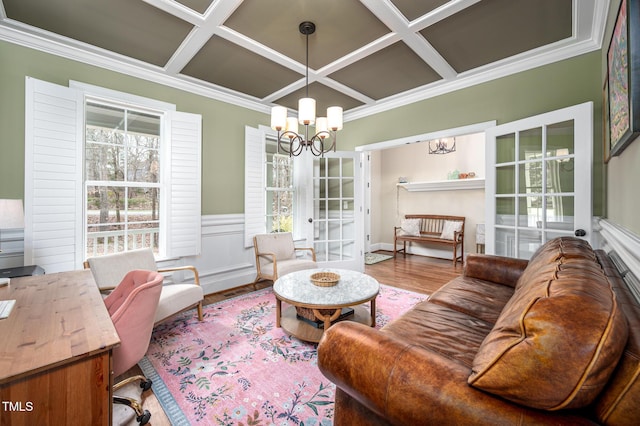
[315,117,328,138]
[298,98,316,125]
[285,117,299,136]
[0,199,25,229]
[271,106,288,131]
[327,106,343,131]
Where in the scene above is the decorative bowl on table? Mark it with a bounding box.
[310,272,340,287]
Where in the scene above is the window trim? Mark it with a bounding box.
[24,77,201,272]
[83,97,164,257]
[244,125,306,248]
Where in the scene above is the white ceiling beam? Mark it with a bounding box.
[409,0,483,31]
[141,0,205,26]
[315,32,400,76]
[359,0,457,80]
[163,0,243,74]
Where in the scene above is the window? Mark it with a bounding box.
[24,77,202,273]
[244,126,303,247]
[84,100,162,258]
[266,141,294,233]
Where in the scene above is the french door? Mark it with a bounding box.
[485,102,593,259]
[305,151,364,271]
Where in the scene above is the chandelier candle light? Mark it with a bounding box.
[270,22,343,157]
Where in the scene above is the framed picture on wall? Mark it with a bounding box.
[603,79,611,163]
[607,0,640,157]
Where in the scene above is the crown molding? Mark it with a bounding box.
[344,36,601,121]
[0,20,271,115]
[1,0,607,124]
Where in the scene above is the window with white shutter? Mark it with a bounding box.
[24,77,201,272]
[244,126,298,248]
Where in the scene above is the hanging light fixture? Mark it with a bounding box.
[270,21,343,157]
[428,137,456,154]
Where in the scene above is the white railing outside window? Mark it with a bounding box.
[86,228,160,257]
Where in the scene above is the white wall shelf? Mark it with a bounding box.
[397,177,485,192]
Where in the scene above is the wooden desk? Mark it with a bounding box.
[0,270,120,425]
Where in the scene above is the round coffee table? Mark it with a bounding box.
[273,268,380,342]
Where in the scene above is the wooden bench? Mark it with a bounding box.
[393,214,465,265]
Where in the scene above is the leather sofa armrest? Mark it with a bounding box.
[318,321,595,425]
[463,253,529,288]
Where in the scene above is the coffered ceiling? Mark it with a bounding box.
[0,0,608,120]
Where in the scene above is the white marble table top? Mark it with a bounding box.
[273,268,379,306]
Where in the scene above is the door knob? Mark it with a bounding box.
[308,218,313,223]
[574,229,586,237]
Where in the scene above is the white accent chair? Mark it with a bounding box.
[85,248,204,325]
[252,232,317,287]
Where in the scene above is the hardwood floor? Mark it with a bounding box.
[119,251,461,425]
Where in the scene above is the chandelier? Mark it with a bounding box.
[270,21,343,157]
[428,137,456,154]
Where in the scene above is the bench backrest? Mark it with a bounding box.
[404,214,465,237]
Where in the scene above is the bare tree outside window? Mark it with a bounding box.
[266,143,294,233]
[85,101,162,257]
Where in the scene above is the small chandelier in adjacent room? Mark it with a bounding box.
[270,21,343,157]
[428,137,456,154]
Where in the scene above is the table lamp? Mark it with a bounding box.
[0,199,25,253]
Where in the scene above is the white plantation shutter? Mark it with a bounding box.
[24,77,83,272]
[166,111,202,258]
[244,126,266,247]
[24,77,202,268]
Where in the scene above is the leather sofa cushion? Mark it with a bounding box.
[514,237,597,291]
[383,299,495,368]
[427,276,514,325]
[468,250,629,410]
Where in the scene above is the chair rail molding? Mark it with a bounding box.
[1,215,258,295]
[596,218,640,295]
[186,214,256,294]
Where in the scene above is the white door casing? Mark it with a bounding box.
[485,102,593,258]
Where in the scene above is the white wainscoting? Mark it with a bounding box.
[0,214,258,295]
[5,215,639,298]
[595,218,640,280]
[176,214,256,295]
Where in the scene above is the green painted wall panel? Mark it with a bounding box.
[0,40,269,214]
[0,40,603,216]
[340,52,603,216]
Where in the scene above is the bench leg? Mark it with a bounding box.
[453,241,463,266]
[453,244,457,266]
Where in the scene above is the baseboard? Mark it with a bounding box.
[378,242,467,261]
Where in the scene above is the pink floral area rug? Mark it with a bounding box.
[139,284,427,425]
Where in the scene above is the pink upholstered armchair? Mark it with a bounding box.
[105,269,163,425]
[86,248,204,325]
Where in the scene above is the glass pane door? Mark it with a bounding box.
[486,102,592,259]
[308,152,364,270]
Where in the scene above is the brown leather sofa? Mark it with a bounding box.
[317,237,639,425]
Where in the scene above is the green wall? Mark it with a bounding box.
[601,0,640,235]
[0,40,603,216]
[340,52,603,215]
[0,40,269,215]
